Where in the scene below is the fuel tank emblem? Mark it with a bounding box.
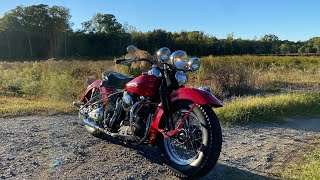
[126,82,138,87]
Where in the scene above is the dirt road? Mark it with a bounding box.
[0,115,319,179]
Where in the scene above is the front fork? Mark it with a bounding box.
[158,67,196,137]
[159,78,174,131]
[159,103,196,138]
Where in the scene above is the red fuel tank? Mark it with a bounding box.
[125,74,160,97]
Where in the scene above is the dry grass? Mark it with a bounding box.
[1,56,320,100]
[1,56,320,119]
[199,56,320,97]
[0,96,76,117]
[215,92,320,125]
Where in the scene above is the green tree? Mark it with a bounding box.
[82,13,124,34]
[311,37,320,54]
[261,34,279,42]
[0,4,71,58]
[298,46,306,54]
[260,34,280,54]
[187,31,204,55]
[280,43,290,54]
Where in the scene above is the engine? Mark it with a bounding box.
[83,90,155,144]
[118,91,156,143]
[84,93,105,126]
[88,107,103,122]
[122,91,134,111]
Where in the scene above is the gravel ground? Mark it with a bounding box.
[0,115,319,179]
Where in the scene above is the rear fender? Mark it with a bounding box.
[79,80,116,106]
[79,80,102,103]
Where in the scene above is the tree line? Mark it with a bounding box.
[0,4,320,59]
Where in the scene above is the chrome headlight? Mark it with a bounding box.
[175,71,187,86]
[170,50,188,70]
[188,58,201,71]
[156,47,171,62]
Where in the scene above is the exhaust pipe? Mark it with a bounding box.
[73,101,84,108]
[82,116,105,132]
[83,114,135,141]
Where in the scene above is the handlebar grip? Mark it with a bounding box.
[115,58,154,65]
[115,59,129,64]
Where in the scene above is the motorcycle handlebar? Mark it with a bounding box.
[115,58,154,65]
[115,59,130,64]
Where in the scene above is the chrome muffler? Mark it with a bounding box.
[82,114,133,141]
[82,115,105,132]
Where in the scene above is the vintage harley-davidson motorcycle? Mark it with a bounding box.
[73,45,222,178]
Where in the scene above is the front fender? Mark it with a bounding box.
[149,87,222,144]
[170,88,222,107]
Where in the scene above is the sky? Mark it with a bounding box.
[0,0,319,41]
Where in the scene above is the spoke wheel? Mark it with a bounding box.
[164,110,203,165]
[158,101,222,178]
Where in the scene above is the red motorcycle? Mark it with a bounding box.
[74,45,222,178]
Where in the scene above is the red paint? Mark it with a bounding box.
[149,88,222,144]
[80,80,101,102]
[125,75,160,97]
[149,104,164,144]
[164,103,196,137]
[79,80,116,107]
[170,88,222,107]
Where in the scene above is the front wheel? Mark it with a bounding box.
[158,102,222,178]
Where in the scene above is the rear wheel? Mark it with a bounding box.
[83,87,103,138]
[158,101,222,178]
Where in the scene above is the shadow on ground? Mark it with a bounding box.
[98,134,164,165]
[202,163,275,180]
[282,116,320,132]
[98,134,274,179]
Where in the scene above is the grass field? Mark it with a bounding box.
[215,92,320,125]
[1,55,320,120]
[196,55,320,98]
[1,56,320,99]
[0,96,76,117]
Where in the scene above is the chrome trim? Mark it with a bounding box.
[129,100,144,142]
[198,86,214,96]
[188,57,201,71]
[175,71,187,86]
[148,67,162,77]
[109,97,122,127]
[83,115,133,141]
[83,116,104,131]
[128,100,154,144]
[122,91,134,111]
[136,113,153,144]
